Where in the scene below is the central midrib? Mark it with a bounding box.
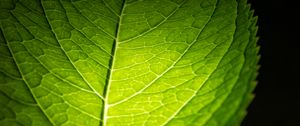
[102,0,126,126]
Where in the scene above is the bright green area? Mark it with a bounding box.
[0,0,258,125]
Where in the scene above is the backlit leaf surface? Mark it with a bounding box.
[0,0,258,125]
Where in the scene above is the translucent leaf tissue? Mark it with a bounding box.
[0,0,258,125]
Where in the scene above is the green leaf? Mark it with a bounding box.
[0,0,258,125]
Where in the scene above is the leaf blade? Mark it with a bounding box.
[0,0,258,125]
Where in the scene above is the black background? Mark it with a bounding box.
[241,0,300,126]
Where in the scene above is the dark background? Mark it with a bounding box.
[242,0,300,126]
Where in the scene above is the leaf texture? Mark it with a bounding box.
[0,0,258,125]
